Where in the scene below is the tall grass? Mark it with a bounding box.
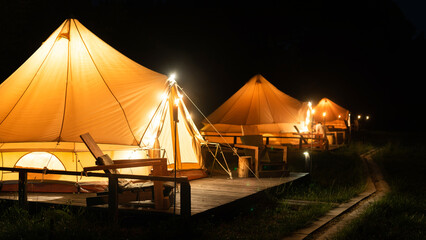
[331,133,426,240]
[0,203,109,240]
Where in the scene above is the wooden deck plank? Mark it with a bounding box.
[0,172,308,216]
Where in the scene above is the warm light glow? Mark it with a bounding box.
[358,115,361,119]
[174,98,180,106]
[168,73,176,84]
[16,152,65,170]
[148,108,156,119]
[338,115,341,119]
[159,92,168,101]
[308,102,312,107]
[142,107,162,147]
[366,116,370,120]
[303,151,310,158]
[142,133,157,148]
[348,114,351,127]
[322,112,326,117]
[303,106,311,132]
[311,109,315,114]
[177,91,183,99]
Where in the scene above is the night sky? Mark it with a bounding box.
[0,0,425,131]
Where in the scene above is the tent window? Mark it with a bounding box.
[15,152,66,170]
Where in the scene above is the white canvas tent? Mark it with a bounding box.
[313,98,350,129]
[140,81,205,170]
[0,19,205,191]
[201,74,309,144]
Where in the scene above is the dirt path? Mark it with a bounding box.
[307,149,390,240]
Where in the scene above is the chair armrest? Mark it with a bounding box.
[84,160,163,172]
[112,158,167,164]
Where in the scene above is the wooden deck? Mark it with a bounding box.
[183,172,308,215]
[0,172,308,216]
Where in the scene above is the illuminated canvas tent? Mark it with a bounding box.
[201,74,309,142]
[313,98,350,129]
[140,81,205,171]
[0,19,204,191]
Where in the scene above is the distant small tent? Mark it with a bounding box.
[0,19,205,191]
[313,98,350,129]
[201,74,308,144]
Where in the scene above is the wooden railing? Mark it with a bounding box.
[202,134,300,145]
[203,133,344,148]
[0,167,191,220]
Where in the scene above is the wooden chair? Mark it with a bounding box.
[294,126,329,150]
[235,135,288,178]
[80,133,173,210]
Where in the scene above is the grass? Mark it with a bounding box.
[0,139,371,240]
[330,193,426,240]
[330,133,426,240]
[0,203,113,240]
[285,143,370,203]
[0,199,334,240]
[193,201,334,240]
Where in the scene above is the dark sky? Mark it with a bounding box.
[394,0,426,35]
[0,0,424,131]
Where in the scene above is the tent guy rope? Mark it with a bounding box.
[177,84,264,183]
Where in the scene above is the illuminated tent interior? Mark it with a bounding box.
[201,74,309,144]
[313,98,350,129]
[0,19,205,192]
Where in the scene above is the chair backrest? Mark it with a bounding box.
[240,135,264,148]
[80,132,120,174]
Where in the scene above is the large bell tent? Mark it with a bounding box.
[201,74,310,144]
[0,19,205,191]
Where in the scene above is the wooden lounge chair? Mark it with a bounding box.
[80,133,173,210]
[235,135,288,178]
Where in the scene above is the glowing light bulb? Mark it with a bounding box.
[168,73,176,84]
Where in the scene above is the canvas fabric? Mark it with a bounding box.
[201,74,307,134]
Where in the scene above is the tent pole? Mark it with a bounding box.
[172,86,179,216]
[174,120,177,215]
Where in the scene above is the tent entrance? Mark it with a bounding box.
[14,152,65,180]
